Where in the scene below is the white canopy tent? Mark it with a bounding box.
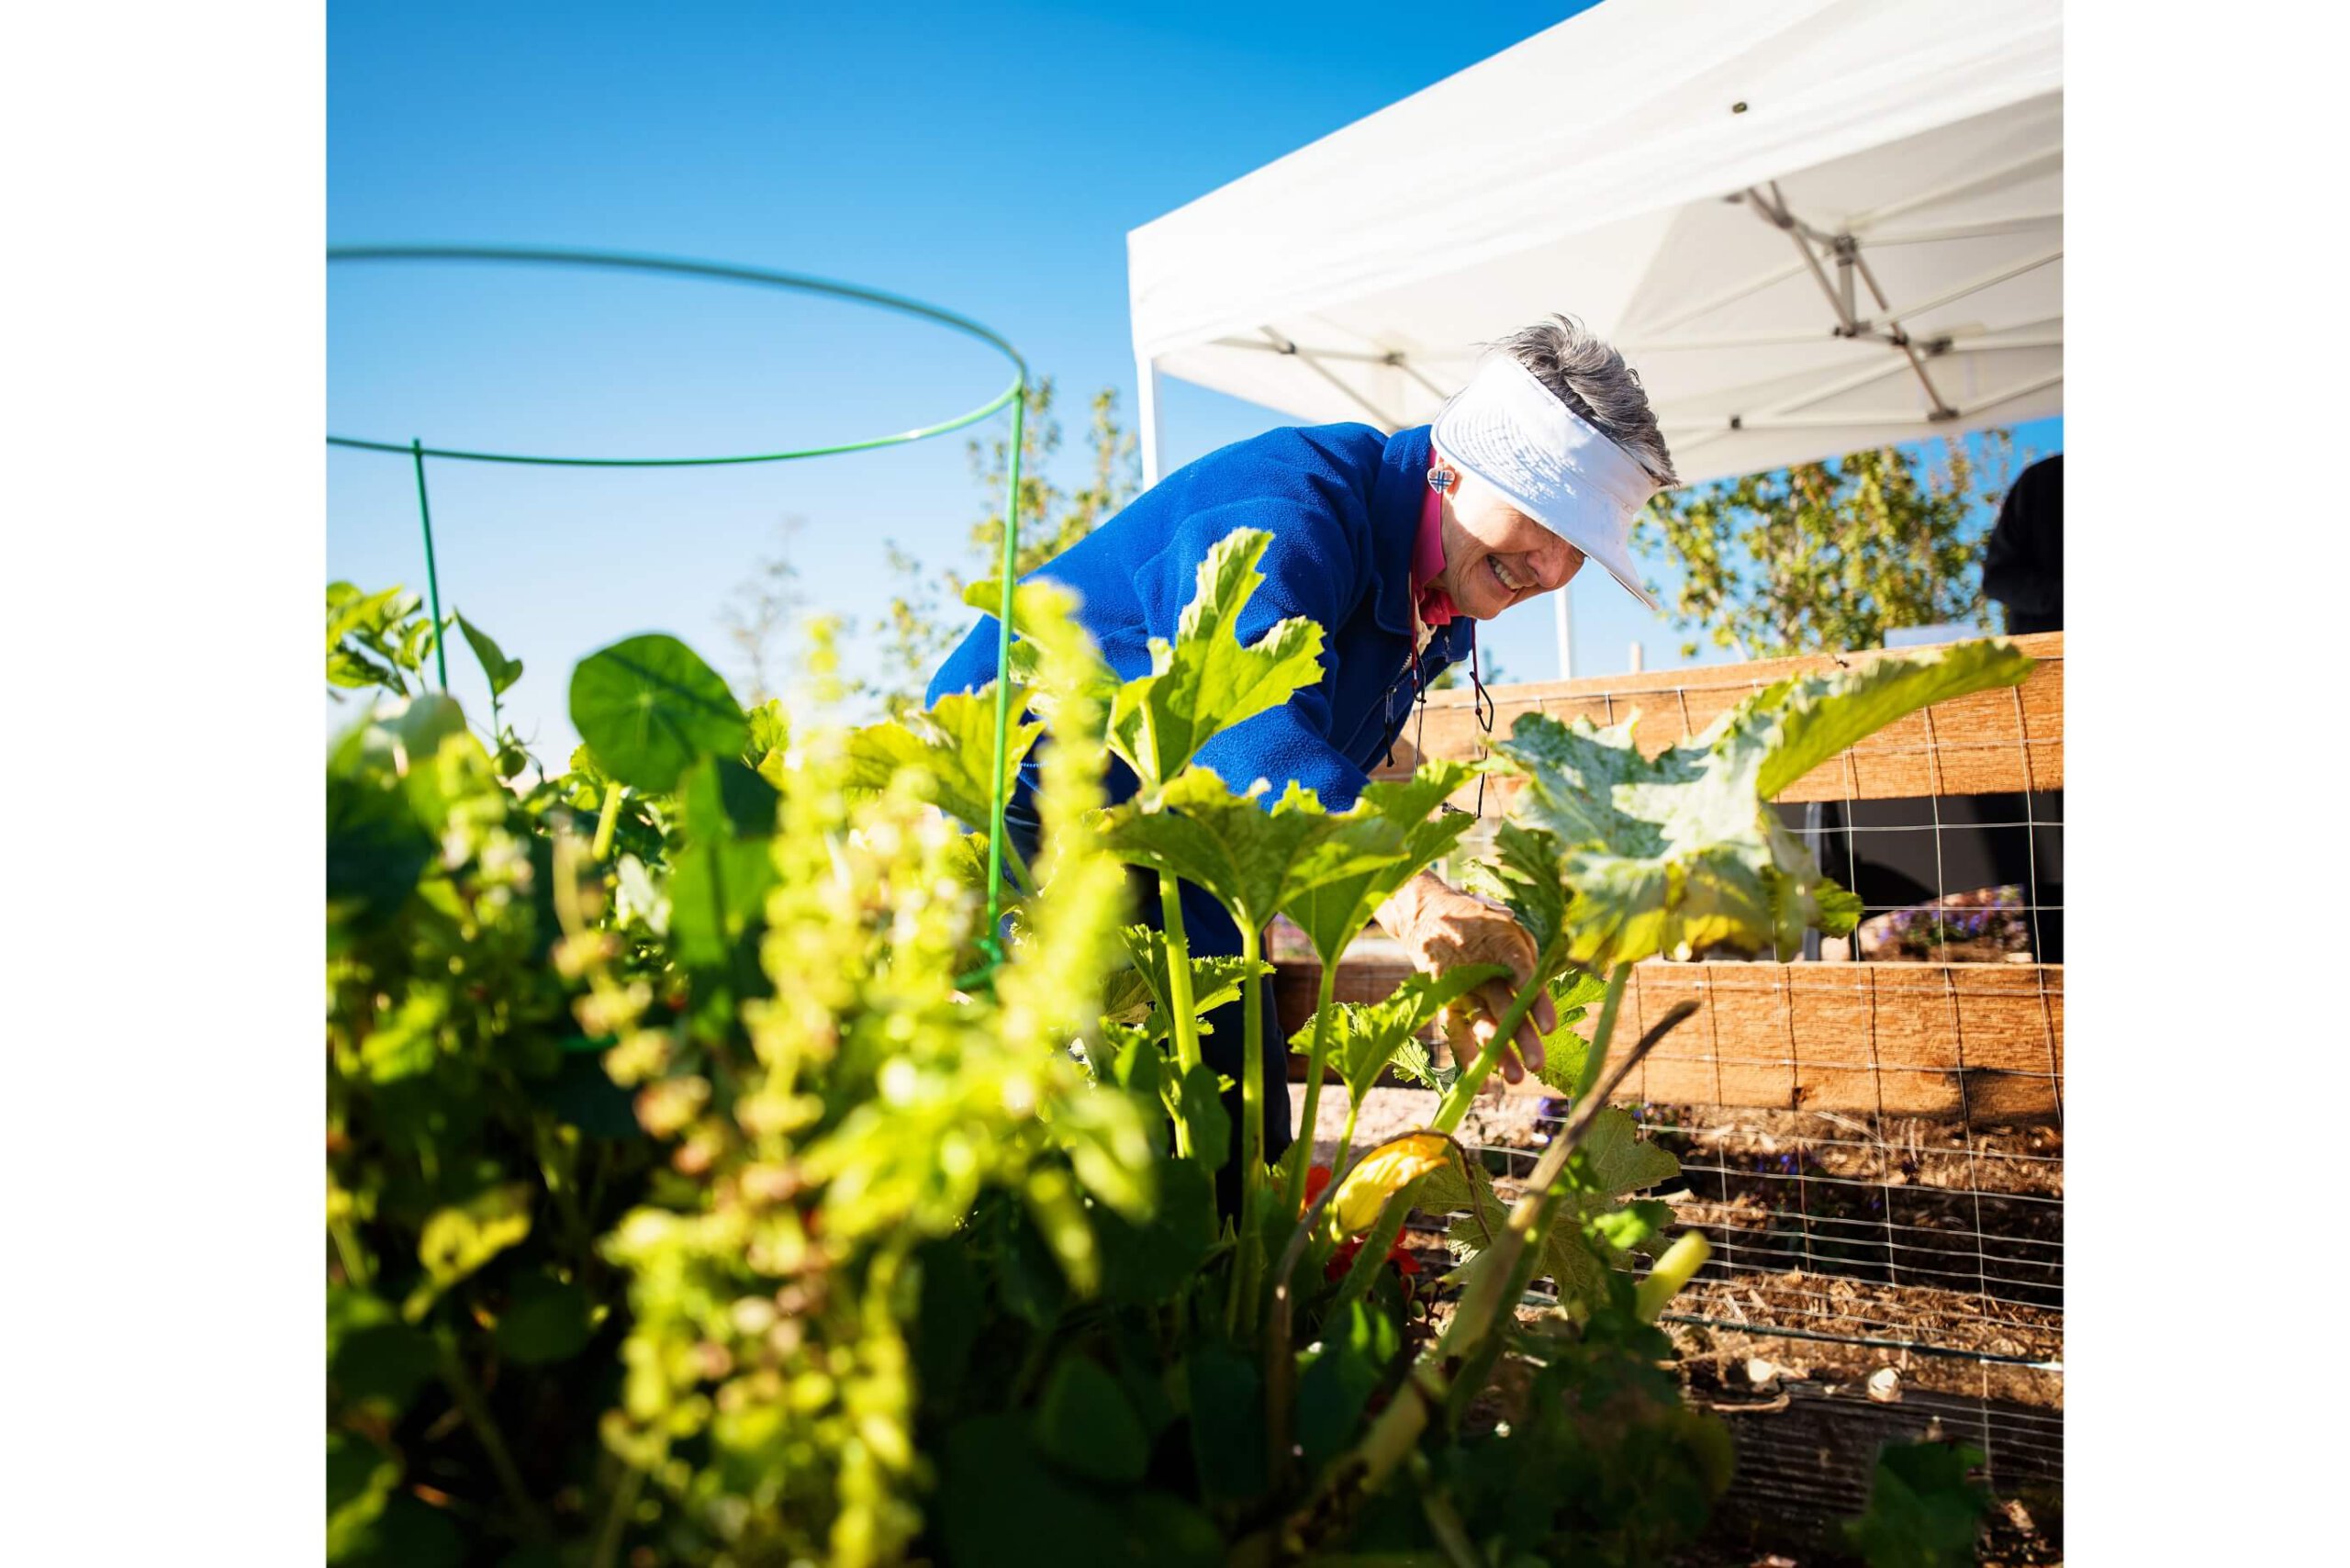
[1125,0,2061,674]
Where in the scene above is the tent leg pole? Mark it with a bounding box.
[1552,587,1574,681]
[1137,355,1166,486]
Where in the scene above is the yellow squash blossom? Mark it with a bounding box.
[1330,1133,1450,1237]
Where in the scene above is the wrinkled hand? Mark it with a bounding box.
[1374,870,1556,1087]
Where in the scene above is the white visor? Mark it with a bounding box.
[1432,353,1665,613]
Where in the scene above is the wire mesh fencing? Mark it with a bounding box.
[1286,634,2067,1549]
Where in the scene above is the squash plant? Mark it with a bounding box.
[325,538,2031,1565]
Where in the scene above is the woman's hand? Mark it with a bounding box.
[1373,869,1557,1086]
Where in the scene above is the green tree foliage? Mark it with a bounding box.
[1632,432,2019,659]
[867,378,1141,714]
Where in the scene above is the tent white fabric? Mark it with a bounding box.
[1126,0,2062,491]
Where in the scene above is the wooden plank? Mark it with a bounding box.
[1377,632,2062,806]
[1273,951,2064,1124]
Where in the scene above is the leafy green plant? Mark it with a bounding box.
[327,538,2035,1565]
[1841,1440,1996,1567]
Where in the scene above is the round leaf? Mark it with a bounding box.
[568,634,746,794]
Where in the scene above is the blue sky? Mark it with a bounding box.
[329,0,2059,752]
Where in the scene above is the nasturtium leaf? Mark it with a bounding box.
[668,832,776,972]
[682,756,779,840]
[492,1271,595,1364]
[453,611,522,698]
[1035,1354,1151,1484]
[1105,527,1327,790]
[1486,640,2032,967]
[568,633,747,794]
[846,688,1043,838]
[415,1182,532,1291]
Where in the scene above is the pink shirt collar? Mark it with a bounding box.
[1410,482,1456,628]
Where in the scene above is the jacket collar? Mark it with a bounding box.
[1370,425,1434,639]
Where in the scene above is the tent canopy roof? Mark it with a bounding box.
[1127,0,2061,485]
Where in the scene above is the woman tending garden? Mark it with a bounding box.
[327,449,2028,1561]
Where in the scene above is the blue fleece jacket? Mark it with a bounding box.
[926,421,1473,812]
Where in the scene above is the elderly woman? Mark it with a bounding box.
[929,315,1677,1208]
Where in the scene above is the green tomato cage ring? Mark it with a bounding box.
[330,243,1033,965]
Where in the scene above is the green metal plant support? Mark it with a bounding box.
[330,244,1031,944]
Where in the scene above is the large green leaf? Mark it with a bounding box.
[1290,968,1503,1110]
[1035,1354,1151,1484]
[1841,1441,1994,1568]
[567,633,746,794]
[1744,640,2035,801]
[847,689,1043,836]
[1486,640,2031,966]
[1106,528,1326,790]
[1295,1299,1401,1475]
[1185,1342,1268,1506]
[1578,1106,1682,1196]
[1098,767,1384,931]
[1281,763,1477,967]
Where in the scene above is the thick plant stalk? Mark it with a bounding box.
[1157,874,1205,1075]
[437,1330,554,1544]
[1230,921,1270,1334]
[1294,987,1697,1523]
[590,783,626,861]
[1282,963,1342,1216]
[1333,1094,1363,1179]
[1157,873,1203,1159]
[1428,936,1568,1132]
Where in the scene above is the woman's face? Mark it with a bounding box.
[1433,459,1585,620]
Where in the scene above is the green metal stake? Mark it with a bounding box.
[980,386,1027,953]
[410,438,450,691]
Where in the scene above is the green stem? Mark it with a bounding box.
[1429,938,1567,1133]
[591,784,625,861]
[589,1459,646,1568]
[1158,875,1204,1076]
[1574,965,1630,1103]
[436,1331,554,1544]
[328,1215,371,1289]
[1333,1095,1363,1182]
[1158,873,1202,1159]
[1282,962,1341,1215]
[1230,921,1269,1337]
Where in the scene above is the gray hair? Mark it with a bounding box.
[1488,314,1677,487]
